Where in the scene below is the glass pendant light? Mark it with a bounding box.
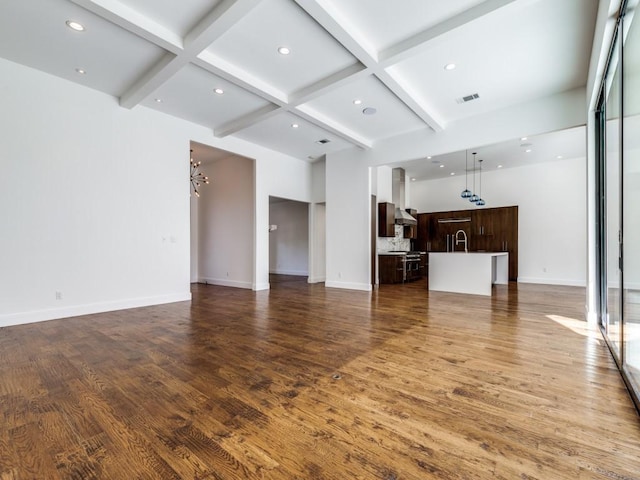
[469,152,479,203]
[460,150,472,198]
[475,158,485,206]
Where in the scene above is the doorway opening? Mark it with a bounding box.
[269,196,310,286]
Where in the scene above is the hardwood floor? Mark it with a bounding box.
[1,280,639,479]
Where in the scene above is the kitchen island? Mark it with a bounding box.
[428,252,509,296]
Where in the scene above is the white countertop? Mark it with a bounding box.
[429,252,507,256]
[378,251,426,255]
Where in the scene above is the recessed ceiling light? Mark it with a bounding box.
[525,149,532,153]
[427,156,432,159]
[353,99,362,105]
[521,137,528,141]
[154,98,162,103]
[278,46,290,55]
[556,155,563,159]
[411,178,416,181]
[444,63,456,71]
[291,123,299,128]
[498,165,503,168]
[439,164,444,168]
[75,68,86,74]
[362,107,377,115]
[450,172,455,176]
[66,20,85,31]
[214,88,224,95]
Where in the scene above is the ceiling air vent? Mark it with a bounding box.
[315,138,331,145]
[456,93,480,104]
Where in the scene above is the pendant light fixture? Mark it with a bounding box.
[469,152,479,203]
[475,158,485,206]
[190,149,209,197]
[460,150,472,199]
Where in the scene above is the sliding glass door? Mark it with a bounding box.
[622,3,640,400]
[603,35,622,359]
[598,2,640,408]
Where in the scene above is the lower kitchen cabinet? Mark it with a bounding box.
[379,254,426,284]
[379,255,404,284]
[420,253,427,278]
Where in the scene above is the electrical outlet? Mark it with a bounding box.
[55,291,62,300]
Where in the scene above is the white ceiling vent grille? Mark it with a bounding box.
[456,93,480,104]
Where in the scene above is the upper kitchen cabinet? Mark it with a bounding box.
[415,213,429,251]
[378,202,395,237]
[471,206,518,279]
[416,206,518,280]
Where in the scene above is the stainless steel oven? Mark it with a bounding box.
[404,253,421,282]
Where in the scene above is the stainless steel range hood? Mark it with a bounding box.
[392,168,417,226]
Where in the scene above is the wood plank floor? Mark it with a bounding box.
[1,279,640,479]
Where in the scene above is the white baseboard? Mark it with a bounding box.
[307,276,326,284]
[253,282,270,291]
[0,291,192,328]
[325,280,373,292]
[198,277,253,289]
[518,277,586,287]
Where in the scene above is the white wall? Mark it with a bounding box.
[0,58,314,325]
[0,58,194,326]
[410,156,587,286]
[312,159,326,203]
[309,159,326,283]
[269,200,309,275]
[325,149,372,291]
[254,154,313,290]
[190,195,199,282]
[198,156,254,288]
[376,166,393,203]
[309,203,326,283]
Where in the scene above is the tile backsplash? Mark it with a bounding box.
[378,225,410,252]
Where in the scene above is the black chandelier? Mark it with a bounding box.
[190,149,209,197]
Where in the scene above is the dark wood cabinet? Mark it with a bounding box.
[403,209,418,239]
[403,225,417,239]
[415,213,429,251]
[379,255,404,284]
[378,202,395,237]
[415,206,518,281]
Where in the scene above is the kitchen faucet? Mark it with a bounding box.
[455,229,468,253]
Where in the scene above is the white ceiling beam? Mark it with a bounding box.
[375,69,446,132]
[378,0,521,66]
[195,52,288,105]
[293,0,445,132]
[214,104,282,137]
[210,63,374,147]
[117,0,261,108]
[292,0,379,65]
[288,63,369,106]
[294,106,372,149]
[70,0,183,53]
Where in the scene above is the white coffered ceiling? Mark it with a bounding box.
[0,0,599,171]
